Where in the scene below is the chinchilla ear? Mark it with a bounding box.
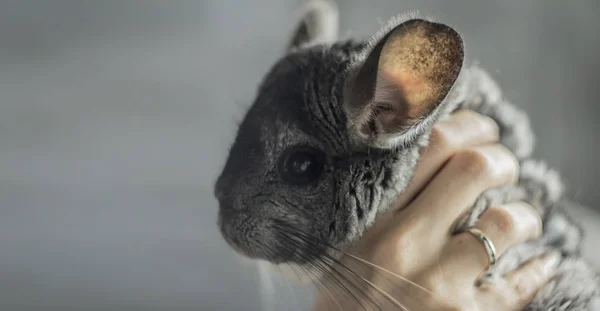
[345,17,464,149]
[287,0,339,51]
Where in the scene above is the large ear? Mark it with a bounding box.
[287,0,339,51]
[346,18,464,149]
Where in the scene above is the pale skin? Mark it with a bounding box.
[313,110,558,311]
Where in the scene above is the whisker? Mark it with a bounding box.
[276,225,407,310]
[271,222,461,310]
[296,262,344,311]
[265,235,343,311]
[343,252,446,303]
[277,231,375,310]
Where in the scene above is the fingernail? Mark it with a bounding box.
[542,251,561,271]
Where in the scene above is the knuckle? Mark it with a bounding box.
[430,125,454,150]
[511,260,548,299]
[456,109,496,133]
[513,273,541,301]
[453,146,519,184]
[471,112,499,136]
[485,206,516,235]
[453,148,494,179]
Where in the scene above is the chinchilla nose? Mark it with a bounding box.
[218,210,276,259]
[217,203,310,262]
[216,191,243,212]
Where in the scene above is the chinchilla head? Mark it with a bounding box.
[214,0,464,266]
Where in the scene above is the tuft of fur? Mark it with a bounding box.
[526,257,600,311]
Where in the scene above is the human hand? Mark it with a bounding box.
[313,110,558,311]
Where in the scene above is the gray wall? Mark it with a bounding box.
[0,1,598,310]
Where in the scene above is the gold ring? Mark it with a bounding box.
[466,227,497,271]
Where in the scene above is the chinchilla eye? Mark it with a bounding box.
[278,146,325,185]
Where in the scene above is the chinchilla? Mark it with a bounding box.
[214,1,600,309]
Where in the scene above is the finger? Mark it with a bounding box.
[390,109,500,211]
[447,202,543,278]
[505,251,561,309]
[399,144,519,233]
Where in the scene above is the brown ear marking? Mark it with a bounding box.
[350,19,464,135]
[377,19,464,119]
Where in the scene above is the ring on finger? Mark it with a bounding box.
[465,227,497,272]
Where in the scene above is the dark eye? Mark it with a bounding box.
[278,147,325,185]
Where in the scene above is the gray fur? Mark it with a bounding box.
[214,1,599,309]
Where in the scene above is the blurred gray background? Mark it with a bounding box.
[0,0,598,310]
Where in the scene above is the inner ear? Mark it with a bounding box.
[349,19,464,145]
[376,20,463,119]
